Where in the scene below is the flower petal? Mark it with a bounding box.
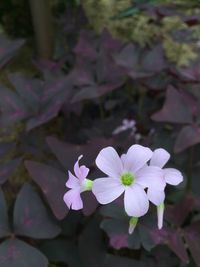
[74,155,89,181]
[147,188,165,206]
[124,144,153,173]
[136,166,166,191]
[124,184,149,217]
[92,177,124,204]
[66,171,79,189]
[164,168,183,185]
[95,147,123,177]
[63,189,83,210]
[150,148,170,168]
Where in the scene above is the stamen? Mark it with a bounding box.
[121,172,135,186]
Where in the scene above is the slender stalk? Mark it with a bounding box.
[187,146,195,192]
[29,0,54,59]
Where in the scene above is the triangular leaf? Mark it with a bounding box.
[14,183,61,239]
[152,86,193,124]
[25,161,68,220]
[0,238,48,267]
[174,125,200,153]
[0,158,22,185]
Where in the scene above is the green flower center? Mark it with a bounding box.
[83,179,93,191]
[121,172,135,186]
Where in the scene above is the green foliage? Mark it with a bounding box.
[82,0,200,66]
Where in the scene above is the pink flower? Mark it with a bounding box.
[147,148,183,228]
[92,145,164,217]
[63,155,92,210]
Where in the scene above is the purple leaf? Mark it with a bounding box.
[0,238,48,267]
[150,228,169,245]
[26,76,72,131]
[0,86,28,126]
[8,73,42,113]
[100,203,154,251]
[40,240,82,267]
[184,221,200,267]
[79,216,106,267]
[114,43,165,79]
[7,73,72,130]
[25,160,68,220]
[167,230,189,264]
[74,30,98,61]
[174,125,200,153]
[166,197,195,226]
[70,65,95,87]
[109,234,128,250]
[99,29,122,53]
[26,102,61,131]
[13,183,61,239]
[142,73,173,91]
[71,82,123,102]
[82,192,98,216]
[151,228,189,264]
[0,142,16,158]
[0,158,22,185]
[142,44,166,73]
[105,254,145,267]
[114,43,140,71]
[100,218,129,244]
[0,189,10,238]
[96,49,125,84]
[46,136,113,170]
[0,35,25,68]
[138,224,155,251]
[152,86,193,124]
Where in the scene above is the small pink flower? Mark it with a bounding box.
[63,155,92,210]
[92,145,164,217]
[147,148,183,229]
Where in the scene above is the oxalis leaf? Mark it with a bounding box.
[0,238,48,267]
[25,160,68,220]
[0,34,25,69]
[13,183,61,239]
[152,86,193,124]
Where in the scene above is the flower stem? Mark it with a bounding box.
[187,146,195,192]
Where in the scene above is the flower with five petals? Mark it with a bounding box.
[92,145,163,217]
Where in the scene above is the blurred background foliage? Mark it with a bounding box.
[0,1,200,267]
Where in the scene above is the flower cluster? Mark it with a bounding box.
[63,145,183,234]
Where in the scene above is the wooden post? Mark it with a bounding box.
[29,0,54,59]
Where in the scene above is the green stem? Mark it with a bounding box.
[29,0,54,59]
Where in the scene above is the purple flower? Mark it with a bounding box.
[92,145,163,217]
[147,148,183,228]
[63,155,93,210]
